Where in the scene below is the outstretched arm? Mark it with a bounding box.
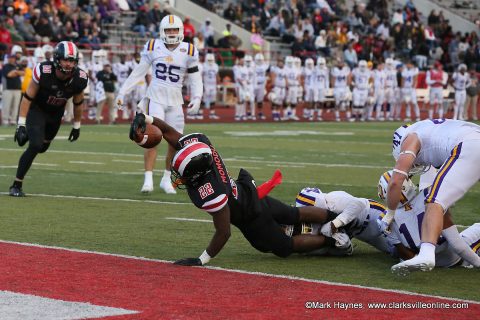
[130,113,183,150]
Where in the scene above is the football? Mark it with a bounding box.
[133,124,162,149]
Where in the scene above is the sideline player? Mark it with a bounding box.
[129,113,348,265]
[450,64,471,120]
[116,14,203,194]
[201,53,220,120]
[378,171,480,274]
[253,53,269,120]
[381,119,480,274]
[425,61,447,119]
[9,41,88,197]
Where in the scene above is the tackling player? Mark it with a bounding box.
[129,113,345,266]
[381,119,480,274]
[9,41,88,197]
[116,14,203,194]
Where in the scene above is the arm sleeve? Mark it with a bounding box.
[324,191,369,228]
[186,47,203,99]
[442,225,480,267]
[117,57,150,96]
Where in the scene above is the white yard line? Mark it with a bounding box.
[165,217,212,223]
[0,239,477,305]
[69,161,105,165]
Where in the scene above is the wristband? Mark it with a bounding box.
[18,117,26,126]
[145,115,154,124]
[393,168,409,178]
[73,122,81,129]
[399,150,417,158]
[199,250,211,265]
[331,218,343,229]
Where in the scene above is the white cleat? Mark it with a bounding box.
[141,183,153,193]
[160,178,177,194]
[391,256,435,276]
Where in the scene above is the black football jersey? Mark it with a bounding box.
[179,133,261,225]
[31,61,89,113]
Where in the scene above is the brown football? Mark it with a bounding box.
[134,124,163,149]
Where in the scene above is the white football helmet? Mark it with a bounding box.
[305,58,314,69]
[206,53,215,65]
[359,60,367,70]
[244,55,253,67]
[458,64,467,72]
[254,53,264,64]
[160,15,184,45]
[11,45,22,55]
[285,56,294,66]
[385,58,394,69]
[378,170,417,208]
[34,47,45,61]
[42,44,54,55]
[295,187,327,209]
[317,57,326,68]
[294,57,301,68]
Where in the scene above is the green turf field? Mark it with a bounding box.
[0,122,479,301]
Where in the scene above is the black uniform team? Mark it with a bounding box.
[9,41,88,196]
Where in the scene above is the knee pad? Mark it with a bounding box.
[39,142,51,153]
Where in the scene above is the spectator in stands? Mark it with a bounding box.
[59,21,79,42]
[222,23,233,37]
[223,3,235,22]
[132,5,151,38]
[344,41,358,69]
[14,12,39,44]
[265,11,285,37]
[193,32,205,51]
[0,18,12,45]
[200,17,215,47]
[34,14,54,42]
[392,8,404,25]
[464,45,479,71]
[13,0,28,15]
[183,17,196,43]
[259,3,272,30]
[244,15,260,34]
[314,29,330,56]
[424,24,436,50]
[376,20,389,39]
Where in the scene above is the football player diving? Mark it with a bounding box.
[9,41,88,197]
[129,113,351,266]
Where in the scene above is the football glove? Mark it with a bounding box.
[187,97,201,115]
[331,232,352,250]
[14,125,28,146]
[378,209,395,235]
[129,113,146,141]
[68,128,80,142]
[174,257,203,266]
[320,222,333,238]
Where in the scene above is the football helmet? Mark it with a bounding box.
[295,187,327,209]
[244,55,253,67]
[53,41,79,73]
[317,57,326,67]
[305,58,314,69]
[294,57,301,68]
[285,56,294,66]
[458,64,467,72]
[171,142,213,187]
[254,53,264,64]
[359,60,367,70]
[206,53,215,65]
[160,15,184,45]
[378,170,417,208]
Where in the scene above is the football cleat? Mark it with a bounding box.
[141,183,153,193]
[160,177,177,194]
[9,185,25,197]
[391,256,435,276]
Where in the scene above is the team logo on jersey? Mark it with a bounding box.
[230,179,238,199]
[164,56,174,64]
[79,70,88,79]
[42,65,52,73]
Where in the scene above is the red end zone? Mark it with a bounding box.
[0,241,478,320]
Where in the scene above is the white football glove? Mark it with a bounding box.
[115,95,125,110]
[332,232,352,250]
[378,209,395,235]
[320,222,333,238]
[187,97,201,115]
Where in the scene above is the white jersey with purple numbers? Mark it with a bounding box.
[142,39,199,106]
[202,62,219,87]
[352,68,371,90]
[373,69,386,104]
[254,64,269,89]
[452,72,471,91]
[295,188,394,254]
[401,67,418,89]
[113,62,131,87]
[331,66,350,88]
[271,66,287,88]
[387,190,480,267]
[303,67,317,102]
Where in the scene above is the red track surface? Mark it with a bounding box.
[0,242,478,319]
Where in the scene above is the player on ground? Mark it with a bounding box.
[9,41,88,197]
[201,53,220,120]
[425,61,447,119]
[116,14,203,194]
[129,113,348,265]
[378,171,480,274]
[450,64,471,120]
[380,119,480,274]
[253,53,269,120]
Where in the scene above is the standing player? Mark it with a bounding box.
[384,58,398,121]
[243,55,257,120]
[330,58,351,122]
[9,41,88,197]
[381,119,480,274]
[116,14,203,194]
[233,57,248,121]
[129,113,346,265]
[450,64,471,120]
[378,171,480,273]
[351,60,372,121]
[113,53,133,120]
[315,57,330,121]
[371,62,386,121]
[269,58,287,121]
[284,56,300,120]
[201,53,220,120]
[400,60,420,121]
[302,58,316,121]
[124,52,150,119]
[253,53,269,120]
[426,61,447,119]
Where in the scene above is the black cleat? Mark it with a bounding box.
[9,185,25,197]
